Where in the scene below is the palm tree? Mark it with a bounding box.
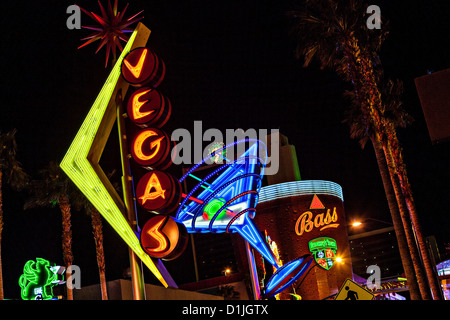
[344,78,423,300]
[89,206,108,300]
[289,0,441,299]
[71,186,110,300]
[24,161,76,300]
[217,284,240,300]
[0,129,29,300]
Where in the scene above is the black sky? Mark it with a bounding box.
[1,0,450,299]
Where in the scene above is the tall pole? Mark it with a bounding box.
[182,167,200,282]
[245,241,261,300]
[116,90,146,300]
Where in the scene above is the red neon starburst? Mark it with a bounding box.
[77,0,144,67]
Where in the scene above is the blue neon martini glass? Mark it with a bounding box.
[175,139,312,299]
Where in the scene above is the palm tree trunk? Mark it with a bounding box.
[91,208,108,300]
[378,134,432,299]
[384,123,443,299]
[341,37,435,299]
[371,135,422,299]
[59,194,74,300]
[0,232,3,301]
[358,58,434,299]
[0,171,4,300]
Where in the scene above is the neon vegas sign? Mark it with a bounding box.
[123,45,185,260]
[60,24,169,287]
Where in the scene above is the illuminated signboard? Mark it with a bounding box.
[176,140,276,264]
[295,195,339,236]
[308,237,337,270]
[202,198,228,220]
[62,22,313,297]
[121,47,165,87]
[177,139,314,298]
[262,254,313,299]
[131,128,172,169]
[126,87,172,128]
[60,24,169,287]
[258,181,344,204]
[255,182,352,299]
[136,170,181,214]
[18,258,64,300]
[265,231,282,268]
[121,37,187,263]
[176,140,265,232]
[140,215,188,260]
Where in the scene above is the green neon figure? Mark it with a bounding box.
[18,258,58,300]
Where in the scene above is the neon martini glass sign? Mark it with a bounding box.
[176,139,313,298]
[177,140,277,264]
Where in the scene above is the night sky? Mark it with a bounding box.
[1,0,449,299]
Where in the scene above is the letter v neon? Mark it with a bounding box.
[124,48,148,78]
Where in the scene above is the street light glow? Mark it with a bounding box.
[352,221,362,227]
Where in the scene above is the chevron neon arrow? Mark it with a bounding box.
[60,23,168,288]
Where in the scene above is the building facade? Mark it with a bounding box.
[348,226,404,278]
[254,180,353,299]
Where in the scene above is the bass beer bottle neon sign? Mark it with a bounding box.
[295,194,340,236]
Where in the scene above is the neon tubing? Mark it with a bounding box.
[60,24,167,287]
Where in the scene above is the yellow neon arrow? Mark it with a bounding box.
[60,23,168,288]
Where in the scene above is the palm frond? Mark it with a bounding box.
[24,161,76,210]
[288,0,388,75]
[0,129,29,190]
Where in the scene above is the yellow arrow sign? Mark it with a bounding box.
[335,278,374,300]
[60,23,168,288]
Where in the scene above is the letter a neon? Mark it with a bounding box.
[139,173,166,204]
